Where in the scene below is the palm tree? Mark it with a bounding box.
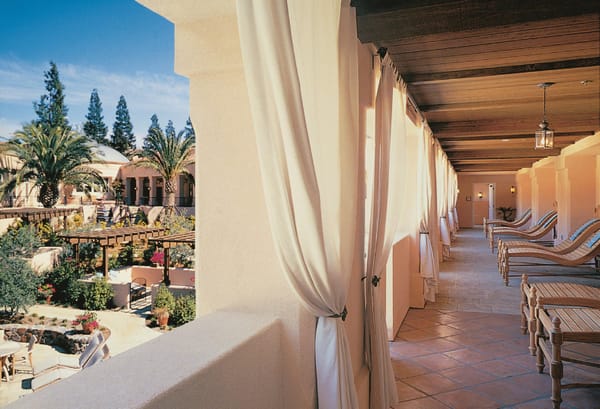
[137,127,195,215]
[1,123,105,208]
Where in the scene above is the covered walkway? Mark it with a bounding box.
[390,228,600,408]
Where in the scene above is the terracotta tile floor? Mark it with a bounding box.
[390,228,600,409]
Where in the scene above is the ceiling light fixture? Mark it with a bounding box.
[535,82,555,150]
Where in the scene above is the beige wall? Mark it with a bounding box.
[530,158,557,223]
[456,174,517,228]
[514,132,600,241]
[555,134,600,240]
[516,169,532,216]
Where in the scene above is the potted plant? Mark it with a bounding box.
[153,284,174,329]
[38,283,56,304]
[72,311,99,334]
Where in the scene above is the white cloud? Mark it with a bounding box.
[0,58,189,145]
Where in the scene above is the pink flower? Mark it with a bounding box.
[151,251,165,266]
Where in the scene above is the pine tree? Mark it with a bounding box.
[184,117,195,139]
[110,96,135,155]
[148,114,160,135]
[144,114,161,150]
[83,89,108,144]
[33,61,69,132]
[165,120,176,138]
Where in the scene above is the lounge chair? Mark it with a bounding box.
[31,343,110,392]
[497,218,600,271]
[489,210,557,253]
[484,208,531,238]
[520,274,600,355]
[9,334,37,376]
[500,230,600,285]
[32,330,108,376]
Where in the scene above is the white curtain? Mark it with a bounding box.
[448,170,459,234]
[417,126,438,301]
[237,1,360,408]
[364,54,404,409]
[447,168,458,239]
[436,146,451,258]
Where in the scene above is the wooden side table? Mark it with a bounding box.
[535,304,600,409]
[521,274,600,355]
[0,341,21,383]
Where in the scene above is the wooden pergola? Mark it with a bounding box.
[0,207,81,229]
[149,231,195,285]
[59,226,168,278]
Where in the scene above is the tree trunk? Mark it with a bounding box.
[165,178,176,216]
[39,183,59,208]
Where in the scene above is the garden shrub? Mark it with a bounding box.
[170,244,194,268]
[37,221,64,246]
[134,209,148,225]
[158,214,195,233]
[78,242,100,273]
[153,284,175,312]
[0,223,41,258]
[170,295,196,326]
[44,259,86,306]
[0,255,40,316]
[0,225,42,316]
[142,242,158,266]
[117,243,134,267]
[83,277,114,310]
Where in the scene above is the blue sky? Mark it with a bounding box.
[0,0,189,146]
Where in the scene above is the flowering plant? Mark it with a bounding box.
[38,283,56,298]
[72,311,99,330]
[151,250,165,266]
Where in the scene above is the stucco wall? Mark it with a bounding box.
[457,174,517,228]
[7,313,283,409]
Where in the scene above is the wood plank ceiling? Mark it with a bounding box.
[354,0,600,172]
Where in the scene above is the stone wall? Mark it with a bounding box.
[1,324,110,354]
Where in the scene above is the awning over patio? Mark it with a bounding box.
[149,231,195,286]
[59,226,168,278]
[148,231,195,249]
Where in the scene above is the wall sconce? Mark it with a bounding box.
[510,186,516,194]
[477,192,483,199]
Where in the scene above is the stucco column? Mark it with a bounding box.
[136,177,143,205]
[137,1,319,407]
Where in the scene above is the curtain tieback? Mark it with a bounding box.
[371,275,380,287]
[420,231,429,234]
[329,306,348,321]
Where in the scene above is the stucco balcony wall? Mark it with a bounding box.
[6,312,283,409]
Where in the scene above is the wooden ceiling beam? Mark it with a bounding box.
[455,166,527,172]
[356,0,598,42]
[446,150,561,160]
[420,94,598,113]
[431,117,599,137]
[404,57,600,84]
[437,131,592,142]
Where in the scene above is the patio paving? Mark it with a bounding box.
[392,227,600,408]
